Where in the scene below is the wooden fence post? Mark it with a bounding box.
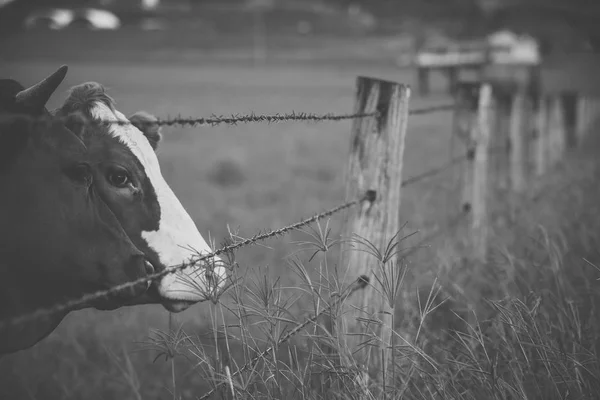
[509,89,527,194]
[547,95,566,166]
[455,83,480,215]
[338,76,410,381]
[534,95,550,176]
[471,83,492,262]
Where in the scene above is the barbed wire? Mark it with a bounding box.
[0,192,374,331]
[6,104,454,128]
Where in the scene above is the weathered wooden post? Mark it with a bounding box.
[455,82,480,216]
[338,76,410,381]
[509,88,527,194]
[471,83,492,262]
[547,95,566,166]
[534,94,550,176]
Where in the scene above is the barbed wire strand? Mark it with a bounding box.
[199,275,369,400]
[7,104,454,128]
[0,193,372,331]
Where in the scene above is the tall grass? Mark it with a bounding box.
[133,217,599,399]
[121,142,600,400]
[3,152,600,400]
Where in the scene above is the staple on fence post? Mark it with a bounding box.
[471,83,492,263]
[534,94,549,176]
[337,76,410,382]
[509,88,527,195]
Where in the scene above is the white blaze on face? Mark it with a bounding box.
[89,102,227,303]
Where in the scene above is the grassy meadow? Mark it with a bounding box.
[1,32,600,399]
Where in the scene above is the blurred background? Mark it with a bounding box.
[1,0,600,399]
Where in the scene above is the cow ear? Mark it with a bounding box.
[0,116,33,169]
[129,111,161,151]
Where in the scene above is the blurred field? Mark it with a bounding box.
[2,28,600,399]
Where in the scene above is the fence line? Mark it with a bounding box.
[0,84,493,333]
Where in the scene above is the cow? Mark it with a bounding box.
[53,81,229,314]
[0,66,154,354]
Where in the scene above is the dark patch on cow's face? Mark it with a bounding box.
[70,126,164,296]
[57,83,164,262]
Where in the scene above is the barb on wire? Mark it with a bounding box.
[198,275,369,400]
[0,193,371,331]
[5,103,454,128]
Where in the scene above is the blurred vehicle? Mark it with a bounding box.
[24,8,120,31]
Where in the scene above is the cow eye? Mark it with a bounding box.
[107,167,131,188]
